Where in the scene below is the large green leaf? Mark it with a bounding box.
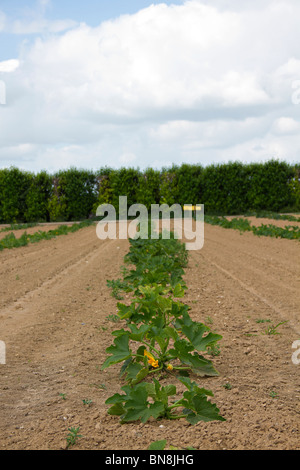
[170,339,219,376]
[182,323,222,352]
[183,393,226,424]
[101,334,131,370]
[121,384,165,423]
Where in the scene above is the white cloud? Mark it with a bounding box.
[272,117,300,135]
[2,0,77,35]
[0,59,20,73]
[11,18,77,34]
[119,152,137,165]
[1,0,300,172]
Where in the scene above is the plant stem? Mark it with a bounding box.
[139,340,161,357]
[168,413,187,420]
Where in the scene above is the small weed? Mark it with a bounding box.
[269,390,278,398]
[256,319,271,324]
[98,326,108,332]
[207,343,221,356]
[106,314,120,323]
[90,383,107,390]
[264,321,288,335]
[82,399,93,406]
[222,382,232,390]
[59,393,67,400]
[66,427,82,448]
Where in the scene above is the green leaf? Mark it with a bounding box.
[163,384,177,397]
[107,402,125,417]
[173,283,185,298]
[123,401,165,423]
[116,302,135,320]
[170,339,219,376]
[132,367,149,385]
[182,323,222,352]
[148,440,167,450]
[178,376,214,397]
[128,323,151,341]
[101,334,131,370]
[121,383,165,423]
[164,326,179,341]
[105,392,126,405]
[183,394,225,424]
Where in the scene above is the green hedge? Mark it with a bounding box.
[0,160,299,223]
[48,168,97,221]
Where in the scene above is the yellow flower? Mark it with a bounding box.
[167,364,173,371]
[144,350,159,368]
[151,359,159,368]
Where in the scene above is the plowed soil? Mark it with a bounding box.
[0,221,299,450]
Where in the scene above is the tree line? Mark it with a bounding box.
[0,160,299,223]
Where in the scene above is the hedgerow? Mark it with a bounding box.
[0,161,299,223]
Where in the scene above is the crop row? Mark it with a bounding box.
[102,228,225,425]
[204,216,300,240]
[0,220,94,251]
[247,211,300,223]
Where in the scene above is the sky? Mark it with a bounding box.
[0,0,299,174]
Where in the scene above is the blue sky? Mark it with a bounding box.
[0,0,185,59]
[0,0,299,173]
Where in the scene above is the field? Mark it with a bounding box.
[0,218,299,450]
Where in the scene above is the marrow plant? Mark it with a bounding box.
[102,229,225,425]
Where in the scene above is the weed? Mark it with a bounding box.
[90,383,106,390]
[264,321,288,335]
[82,399,93,406]
[222,383,232,390]
[106,314,120,323]
[207,343,221,356]
[66,427,82,448]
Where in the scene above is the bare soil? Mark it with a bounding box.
[0,221,299,450]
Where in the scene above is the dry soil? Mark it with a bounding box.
[0,221,299,450]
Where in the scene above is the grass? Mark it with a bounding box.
[263,321,288,335]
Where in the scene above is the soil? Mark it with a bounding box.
[0,221,299,450]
